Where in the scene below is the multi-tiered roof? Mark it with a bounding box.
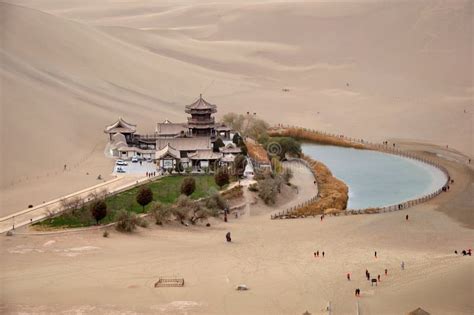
[185,94,217,135]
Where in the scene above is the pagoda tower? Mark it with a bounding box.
[185,94,217,138]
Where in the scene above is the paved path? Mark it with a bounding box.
[0,175,155,233]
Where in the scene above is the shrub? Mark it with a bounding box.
[205,190,228,210]
[136,217,149,228]
[190,205,216,224]
[90,200,107,224]
[150,201,171,225]
[258,177,279,205]
[136,186,153,212]
[103,230,109,238]
[214,167,230,188]
[173,206,189,224]
[181,177,196,196]
[221,185,244,200]
[248,183,259,192]
[115,209,138,233]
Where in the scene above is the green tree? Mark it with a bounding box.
[232,133,243,145]
[214,167,230,188]
[233,154,246,177]
[213,137,225,152]
[181,177,196,196]
[90,200,107,224]
[136,186,153,212]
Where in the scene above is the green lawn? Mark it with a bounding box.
[35,175,220,229]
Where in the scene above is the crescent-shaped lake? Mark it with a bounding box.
[302,143,447,209]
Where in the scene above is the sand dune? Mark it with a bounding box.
[1,0,472,212]
[1,2,473,314]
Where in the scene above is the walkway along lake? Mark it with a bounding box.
[302,143,448,209]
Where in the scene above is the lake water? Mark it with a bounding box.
[302,143,447,209]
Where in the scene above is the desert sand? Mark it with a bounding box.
[1,0,472,214]
[0,154,473,315]
[0,1,473,314]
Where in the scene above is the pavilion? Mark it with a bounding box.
[105,95,242,172]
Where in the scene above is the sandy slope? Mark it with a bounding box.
[0,156,472,315]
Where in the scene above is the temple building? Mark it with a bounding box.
[105,95,242,172]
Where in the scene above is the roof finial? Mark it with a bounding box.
[200,93,202,99]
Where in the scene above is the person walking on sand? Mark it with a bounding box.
[377,274,381,282]
[316,250,319,257]
[374,251,377,258]
[385,268,388,276]
[347,273,351,281]
[406,214,409,221]
[401,261,405,270]
[366,272,370,281]
[322,251,325,258]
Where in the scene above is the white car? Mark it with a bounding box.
[116,160,128,166]
[131,156,139,163]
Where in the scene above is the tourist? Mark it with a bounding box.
[322,251,325,258]
[64,164,67,171]
[384,269,388,276]
[462,250,467,256]
[146,172,148,177]
[374,251,377,258]
[401,261,405,270]
[406,214,409,221]
[226,232,231,242]
[347,273,351,281]
[468,249,472,256]
[455,250,458,255]
[224,212,228,222]
[366,272,370,281]
[365,269,369,279]
[377,274,381,282]
[316,250,319,257]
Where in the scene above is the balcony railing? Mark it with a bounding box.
[187,117,215,125]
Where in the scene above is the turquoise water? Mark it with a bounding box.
[302,143,447,209]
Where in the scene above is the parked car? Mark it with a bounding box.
[131,156,139,163]
[116,160,128,166]
[146,157,153,162]
[116,166,126,173]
